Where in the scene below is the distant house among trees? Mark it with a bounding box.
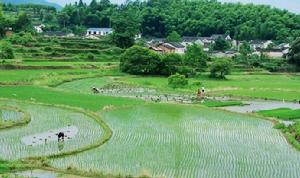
[5,27,13,36]
[264,43,290,58]
[34,24,45,33]
[148,46,164,53]
[210,34,231,41]
[249,40,273,51]
[44,31,74,37]
[86,28,113,36]
[158,42,186,54]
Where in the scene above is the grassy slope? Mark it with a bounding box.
[0,86,143,111]
[0,101,104,160]
[257,108,300,120]
[57,74,300,101]
[202,100,244,107]
[0,68,122,86]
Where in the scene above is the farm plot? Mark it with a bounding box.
[58,77,195,103]
[0,100,103,160]
[0,106,23,122]
[0,105,30,129]
[51,104,300,178]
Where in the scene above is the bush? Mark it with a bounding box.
[176,66,196,77]
[210,58,232,79]
[120,46,161,75]
[44,46,52,52]
[160,53,183,76]
[274,123,286,130]
[0,42,14,59]
[87,53,95,60]
[168,73,188,88]
[184,43,208,71]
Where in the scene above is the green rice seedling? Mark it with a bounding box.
[51,104,300,178]
[257,108,300,120]
[0,101,103,160]
[0,105,30,129]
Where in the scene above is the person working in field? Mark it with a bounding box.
[57,132,65,142]
[197,87,205,100]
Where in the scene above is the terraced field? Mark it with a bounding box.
[51,104,300,177]
[57,74,300,101]
[0,106,23,122]
[0,100,103,160]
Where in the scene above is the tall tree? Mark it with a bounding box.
[111,9,140,48]
[14,13,32,32]
[184,43,208,71]
[288,38,300,66]
[166,31,181,42]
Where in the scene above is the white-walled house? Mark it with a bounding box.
[158,42,186,54]
[34,24,45,33]
[135,33,142,40]
[250,40,273,50]
[86,28,113,36]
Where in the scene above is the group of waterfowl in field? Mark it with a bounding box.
[91,86,207,104]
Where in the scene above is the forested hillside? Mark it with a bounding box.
[1,0,300,42]
[51,0,300,42]
[0,0,61,9]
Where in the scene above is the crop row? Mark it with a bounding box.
[0,100,104,160]
[51,104,300,178]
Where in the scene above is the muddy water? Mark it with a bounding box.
[14,169,86,178]
[223,100,300,113]
[21,126,78,146]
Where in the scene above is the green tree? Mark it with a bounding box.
[0,41,14,59]
[57,12,70,28]
[112,10,140,48]
[84,14,101,27]
[166,31,181,42]
[160,53,183,75]
[288,38,300,66]
[210,58,232,79]
[184,43,208,71]
[239,41,252,56]
[0,7,6,38]
[168,73,188,88]
[213,37,231,51]
[120,46,161,75]
[14,13,32,32]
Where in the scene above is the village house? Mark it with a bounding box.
[210,34,232,41]
[265,48,285,58]
[148,46,164,53]
[158,42,186,54]
[34,24,45,33]
[43,31,74,37]
[86,28,113,36]
[249,40,273,51]
[264,43,290,58]
[181,34,236,52]
[211,50,239,58]
[5,27,13,36]
[135,33,142,40]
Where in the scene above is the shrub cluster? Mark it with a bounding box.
[120,44,208,77]
[0,42,14,59]
[168,73,188,88]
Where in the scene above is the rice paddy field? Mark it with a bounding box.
[50,104,300,177]
[1,37,300,177]
[57,74,300,101]
[0,100,104,160]
[0,106,23,122]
